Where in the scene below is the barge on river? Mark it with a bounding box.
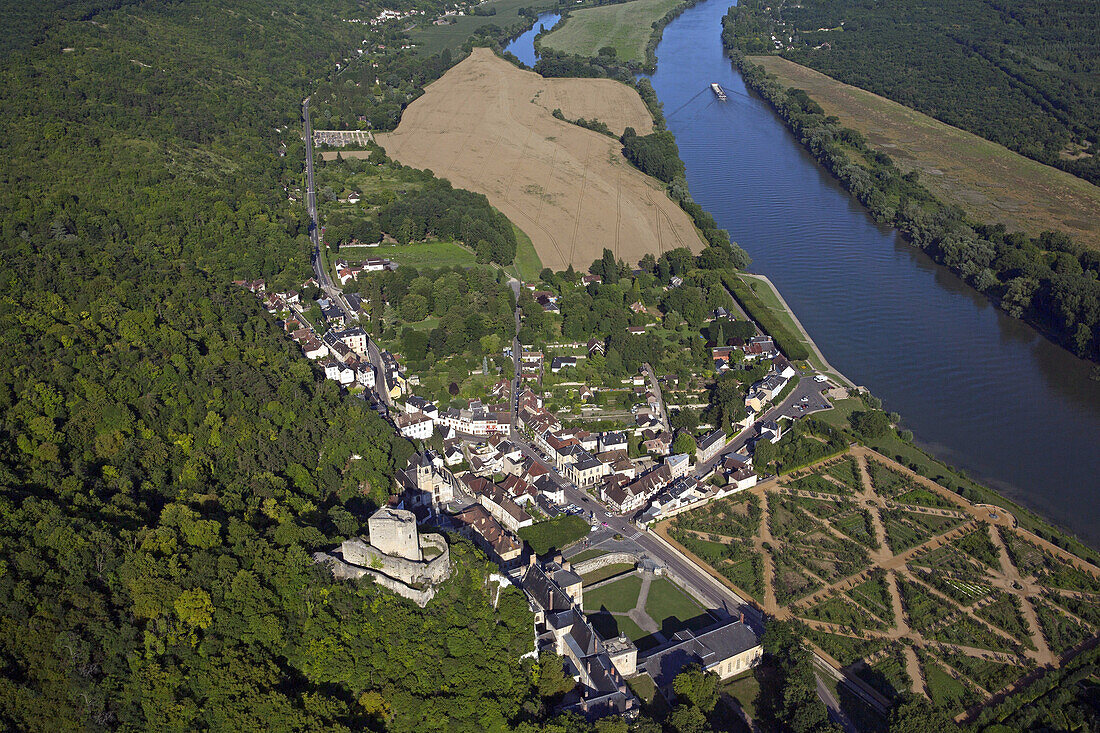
[711,82,727,100]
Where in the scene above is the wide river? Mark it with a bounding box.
[506,0,1100,547]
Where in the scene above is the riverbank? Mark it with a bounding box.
[721,10,1100,365]
[738,272,856,388]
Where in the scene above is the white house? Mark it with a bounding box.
[356,364,376,388]
[396,412,434,440]
[303,339,329,360]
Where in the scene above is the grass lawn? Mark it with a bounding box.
[509,224,543,282]
[644,577,709,634]
[627,673,657,704]
[541,0,683,64]
[583,575,643,614]
[350,240,481,269]
[581,563,636,586]
[520,515,591,555]
[410,0,558,55]
[720,671,760,720]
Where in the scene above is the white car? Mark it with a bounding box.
[814,375,828,383]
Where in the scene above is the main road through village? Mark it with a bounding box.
[304,85,867,727]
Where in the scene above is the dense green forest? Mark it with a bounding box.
[728,0,1100,185]
[0,0,612,729]
[723,9,1100,363]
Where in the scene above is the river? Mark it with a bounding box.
[505,0,1100,547]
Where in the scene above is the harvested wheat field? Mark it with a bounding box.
[375,48,704,271]
[749,56,1100,250]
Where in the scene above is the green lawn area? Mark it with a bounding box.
[347,240,480,269]
[720,671,760,720]
[645,576,710,634]
[627,673,657,704]
[583,575,643,614]
[581,563,636,586]
[519,515,591,555]
[541,0,683,64]
[410,0,558,55]
[509,224,543,282]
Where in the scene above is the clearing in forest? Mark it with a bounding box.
[747,56,1100,250]
[540,0,683,65]
[375,48,704,271]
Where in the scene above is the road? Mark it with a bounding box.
[508,278,522,435]
[303,98,390,409]
[509,428,763,629]
[693,376,831,480]
[302,97,356,317]
[641,362,669,433]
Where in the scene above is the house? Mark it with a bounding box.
[696,429,726,464]
[451,504,523,568]
[642,435,671,457]
[629,301,647,314]
[729,465,758,492]
[566,454,608,488]
[443,443,464,466]
[669,276,683,288]
[586,338,606,355]
[321,304,347,326]
[578,385,595,402]
[559,428,598,453]
[604,464,671,513]
[344,292,364,313]
[757,420,782,445]
[395,412,434,440]
[302,338,329,360]
[403,395,438,421]
[534,474,566,505]
[772,355,798,381]
[711,346,735,365]
[332,326,368,354]
[581,274,602,286]
[713,307,731,320]
[550,356,578,373]
[477,486,534,532]
[627,326,647,336]
[742,335,777,361]
[599,431,628,453]
[640,619,761,695]
[499,474,537,505]
[356,364,376,388]
[665,453,691,480]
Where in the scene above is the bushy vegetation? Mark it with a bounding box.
[722,273,811,360]
[724,6,1100,363]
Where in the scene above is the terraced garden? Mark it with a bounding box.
[656,447,1100,721]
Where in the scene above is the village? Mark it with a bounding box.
[233,242,861,721]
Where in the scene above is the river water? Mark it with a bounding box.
[503,11,561,67]
[505,0,1100,547]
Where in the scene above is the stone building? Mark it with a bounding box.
[314,506,451,607]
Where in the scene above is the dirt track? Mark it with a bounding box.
[375,48,705,271]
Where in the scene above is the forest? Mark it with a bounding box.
[727,0,1100,186]
[723,8,1100,364]
[0,0,633,729]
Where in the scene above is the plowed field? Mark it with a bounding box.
[375,48,704,270]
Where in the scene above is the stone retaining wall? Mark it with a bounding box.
[573,552,637,575]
